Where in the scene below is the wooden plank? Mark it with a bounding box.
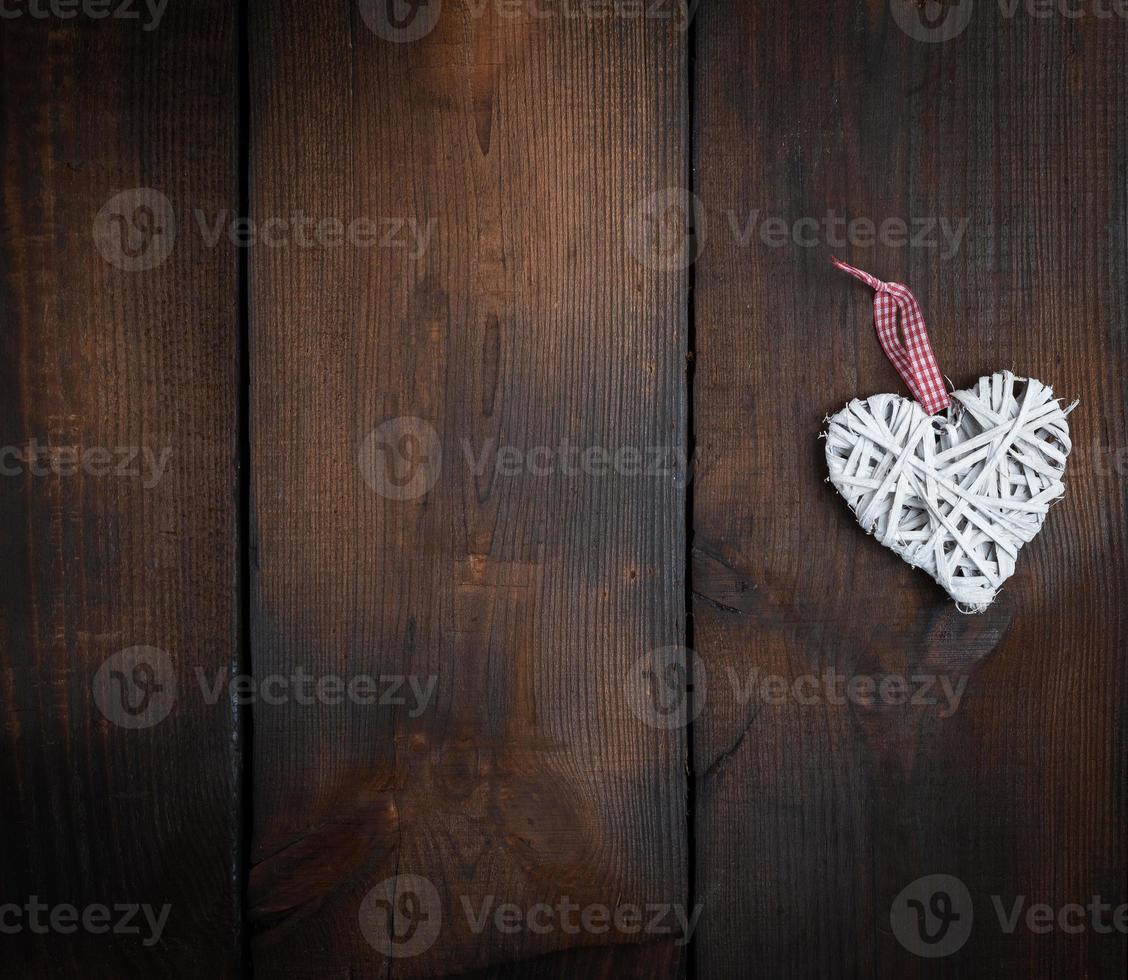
[248,3,687,976]
[0,4,240,976]
[692,1,1127,976]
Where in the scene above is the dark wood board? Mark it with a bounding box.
[692,1,1127,977]
[3,2,1123,976]
[0,4,240,977]
[248,3,688,976]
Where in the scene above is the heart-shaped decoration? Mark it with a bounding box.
[824,371,1074,612]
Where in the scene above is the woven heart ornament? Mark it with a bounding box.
[823,259,1075,612]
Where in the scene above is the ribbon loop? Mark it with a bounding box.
[831,257,951,415]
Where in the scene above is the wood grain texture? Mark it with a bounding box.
[248,4,687,976]
[692,1,1127,977]
[0,5,240,977]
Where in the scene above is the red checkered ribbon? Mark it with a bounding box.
[831,257,951,415]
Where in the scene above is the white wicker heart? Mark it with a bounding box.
[824,371,1074,612]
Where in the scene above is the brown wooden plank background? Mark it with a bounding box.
[692,1,1127,977]
[0,3,241,976]
[246,2,687,976]
[3,0,1127,977]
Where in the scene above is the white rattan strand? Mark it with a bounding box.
[824,371,1075,612]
